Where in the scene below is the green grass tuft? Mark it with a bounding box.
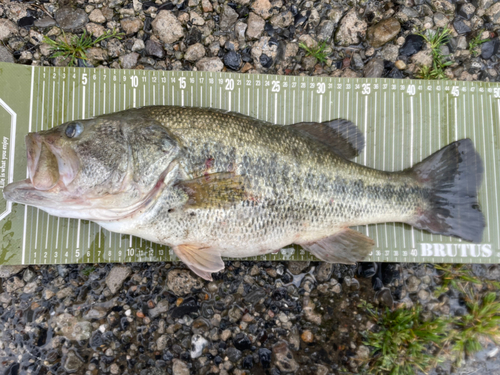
[362,265,500,374]
[469,30,489,57]
[416,27,453,80]
[43,29,124,66]
[299,41,329,64]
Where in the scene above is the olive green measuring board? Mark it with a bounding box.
[0,62,499,266]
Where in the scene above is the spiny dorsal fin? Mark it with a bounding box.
[289,119,365,160]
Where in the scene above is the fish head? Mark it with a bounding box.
[4,115,179,220]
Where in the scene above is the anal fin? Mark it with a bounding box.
[173,244,225,281]
[298,228,374,264]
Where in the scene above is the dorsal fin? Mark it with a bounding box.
[289,119,365,160]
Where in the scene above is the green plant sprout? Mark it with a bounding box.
[362,264,500,375]
[469,31,490,57]
[363,307,450,375]
[416,27,453,80]
[43,29,124,66]
[299,41,329,63]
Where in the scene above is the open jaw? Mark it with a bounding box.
[3,133,172,221]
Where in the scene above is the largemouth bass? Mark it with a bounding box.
[4,106,485,280]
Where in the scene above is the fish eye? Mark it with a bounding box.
[65,122,83,138]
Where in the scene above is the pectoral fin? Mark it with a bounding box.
[173,244,225,281]
[298,228,374,263]
[176,173,249,209]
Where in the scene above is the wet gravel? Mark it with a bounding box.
[1,262,500,374]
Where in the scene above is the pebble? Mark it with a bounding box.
[366,18,401,48]
[335,9,368,46]
[287,261,310,275]
[121,18,143,35]
[54,7,88,31]
[191,334,209,358]
[364,58,384,78]
[152,10,185,44]
[399,34,425,56]
[223,51,241,70]
[406,275,422,293]
[172,359,190,375]
[301,330,314,343]
[106,266,131,294]
[185,43,206,62]
[220,5,239,30]
[167,269,203,296]
[272,341,299,372]
[246,12,265,40]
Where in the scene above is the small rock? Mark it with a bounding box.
[301,330,314,343]
[228,306,243,322]
[196,57,224,72]
[358,263,378,278]
[434,13,450,28]
[406,275,421,293]
[395,60,406,69]
[226,347,242,362]
[0,265,26,278]
[145,40,165,58]
[191,334,209,359]
[272,341,299,373]
[202,0,213,12]
[121,17,143,35]
[303,297,322,325]
[172,359,190,375]
[411,49,433,68]
[235,22,247,40]
[224,51,241,70]
[458,3,476,20]
[233,333,252,350]
[89,9,106,24]
[366,18,401,48]
[486,3,500,25]
[86,47,108,63]
[220,5,239,30]
[376,288,394,308]
[190,11,205,26]
[315,263,333,282]
[185,43,206,62]
[55,7,89,31]
[251,0,272,19]
[152,10,185,44]
[364,58,386,76]
[399,34,425,56]
[258,348,272,368]
[0,19,18,42]
[56,287,73,300]
[417,288,430,301]
[431,0,456,16]
[106,266,131,294]
[107,39,124,58]
[157,334,168,351]
[481,39,500,59]
[335,9,367,47]
[246,12,265,40]
[317,20,336,42]
[131,39,145,52]
[317,279,341,294]
[453,18,472,35]
[56,313,92,341]
[220,329,232,341]
[270,11,294,29]
[34,17,56,28]
[287,261,310,275]
[356,345,370,360]
[86,23,105,37]
[64,351,83,373]
[352,53,364,69]
[168,269,204,296]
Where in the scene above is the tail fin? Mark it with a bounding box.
[409,139,485,243]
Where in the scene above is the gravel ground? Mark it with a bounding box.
[2,0,500,374]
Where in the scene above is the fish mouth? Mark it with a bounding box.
[26,133,80,190]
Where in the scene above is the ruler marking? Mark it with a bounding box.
[274,93,278,124]
[490,97,500,247]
